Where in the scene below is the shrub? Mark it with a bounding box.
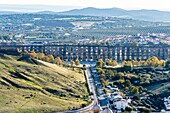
[81,103,87,108]
[133,95,140,100]
[125,106,132,112]
[138,107,151,113]
[89,92,93,95]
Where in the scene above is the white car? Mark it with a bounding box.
[106,85,119,91]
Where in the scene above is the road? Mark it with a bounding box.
[86,67,98,102]
[59,64,109,113]
[90,66,108,108]
[37,60,107,112]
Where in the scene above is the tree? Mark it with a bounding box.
[125,106,132,112]
[123,61,133,71]
[37,52,45,60]
[106,58,112,66]
[131,60,140,66]
[165,60,170,68]
[55,57,62,65]
[30,50,37,58]
[96,68,105,75]
[131,86,139,95]
[121,61,127,67]
[112,60,118,67]
[108,70,115,76]
[75,59,80,66]
[140,74,150,85]
[124,80,131,87]
[23,50,28,54]
[138,86,143,93]
[16,48,20,53]
[70,60,75,67]
[83,64,86,70]
[145,56,160,67]
[138,108,151,113]
[118,79,125,84]
[96,59,104,68]
[131,41,138,46]
[113,72,124,80]
[100,78,108,87]
[118,72,124,76]
[114,79,125,87]
[159,60,165,67]
[48,55,54,63]
[42,56,49,62]
[139,60,145,66]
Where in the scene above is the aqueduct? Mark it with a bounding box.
[0,45,170,61]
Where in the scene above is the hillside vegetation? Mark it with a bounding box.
[0,54,89,113]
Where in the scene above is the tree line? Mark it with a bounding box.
[23,50,63,66]
[96,56,166,68]
[22,50,84,70]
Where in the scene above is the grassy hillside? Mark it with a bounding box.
[0,54,89,113]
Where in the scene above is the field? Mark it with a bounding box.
[70,26,170,40]
[0,54,89,113]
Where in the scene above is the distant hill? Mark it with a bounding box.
[0,11,20,15]
[58,7,128,16]
[1,5,170,22]
[58,7,170,22]
[34,11,57,14]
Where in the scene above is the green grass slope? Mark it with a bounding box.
[0,54,89,113]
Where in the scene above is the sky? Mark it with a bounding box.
[0,0,170,11]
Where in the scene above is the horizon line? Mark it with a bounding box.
[0,4,170,12]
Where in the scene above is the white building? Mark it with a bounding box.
[64,33,71,37]
[112,99,128,110]
[164,96,170,111]
[109,92,129,110]
[100,107,113,113]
